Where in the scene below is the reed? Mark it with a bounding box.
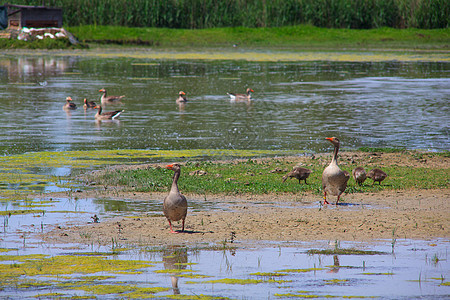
[10,0,448,29]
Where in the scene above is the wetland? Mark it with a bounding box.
[0,49,448,299]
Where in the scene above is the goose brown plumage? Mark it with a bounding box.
[93,105,124,120]
[63,97,77,110]
[282,166,312,184]
[176,91,187,104]
[99,88,125,105]
[163,163,188,233]
[367,168,387,185]
[227,88,254,101]
[321,137,350,205]
[352,167,367,186]
[83,98,97,110]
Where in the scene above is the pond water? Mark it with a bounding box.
[0,52,449,298]
[0,53,449,156]
[1,194,449,299]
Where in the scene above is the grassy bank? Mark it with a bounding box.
[87,150,449,197]
[68,25,449,50]
[1,25,448,50]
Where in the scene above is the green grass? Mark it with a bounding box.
[89,154,449,196]
[0,37,85,49]
[2,25,448,50]
[67,25,450,50]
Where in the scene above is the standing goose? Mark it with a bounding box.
[227,88,254,101]
[63,97,77,110]
[176,91,187,104]
[163,163,188,233]
[367,168,387,185]
[93,105,124,120]
[322,137,350,205]
[352,167,367,186]
[99,88,125,105]
[282,166,312,184]
[83,98,97,110]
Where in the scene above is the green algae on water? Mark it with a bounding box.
[307,249,386,255]
[186,278,289,285]
[154,294,232,299]
[0,254,155,285]
[154,269,197,274]
[276,268,324,273]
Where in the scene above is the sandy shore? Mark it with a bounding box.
[40,151,450,248]
[42,187,449,248]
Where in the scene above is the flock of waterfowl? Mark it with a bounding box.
[63,87,387,233]
[63,88,126,120]
[162,136,387,233]
[63,87,255,120]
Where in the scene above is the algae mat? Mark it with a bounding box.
[8,49,450,62]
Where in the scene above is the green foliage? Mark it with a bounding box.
[0,37,84,49]
[66,25,449,50]
[8,0,449,29]
[90,155,449,195]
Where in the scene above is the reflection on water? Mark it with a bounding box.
[163,246,188,295]
[0,193,448,298]
[0,54,448,156]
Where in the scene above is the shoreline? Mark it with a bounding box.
[2,47,449,63]
[41,187,450,248]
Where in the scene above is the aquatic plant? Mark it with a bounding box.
[186,278,288,285]
[276,268,324,273]
[306,249,386,255]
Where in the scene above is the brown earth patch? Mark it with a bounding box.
[41,188,449,248]
[41,151,449,248]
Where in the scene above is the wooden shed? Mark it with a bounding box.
[5,4,62,29]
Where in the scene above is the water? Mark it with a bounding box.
[0,54,449,156]
[1,195,448,299]
[0,52,449,298]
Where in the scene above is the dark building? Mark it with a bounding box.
[4,4,62,29]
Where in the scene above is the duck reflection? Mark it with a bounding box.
[163,246,188,295]
[327,255,340,274]
[94,118,121,129]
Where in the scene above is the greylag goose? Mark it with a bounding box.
[63,97,77,110]
[352,167,367,186]
[94,105,124,120]
[83,98,97,110]
[227,88,254,101]
[367,168,387,185]
[163,163,188,233]
[282,166,312,184]
[322,137,350,205]
[176,91,187,104]
[99,88,125,105]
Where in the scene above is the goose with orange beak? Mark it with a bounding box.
[163,163,188,233]
[63,96,77,110]
[99,88,125,105]
[227,88,254,101]
[176,91,187,104]
[321,137,350,205]
[93,105,124,120]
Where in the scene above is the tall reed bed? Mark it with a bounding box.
[9,0,448,29]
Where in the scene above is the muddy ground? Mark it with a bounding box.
[42,189,448,248]
[41,151,449,248]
